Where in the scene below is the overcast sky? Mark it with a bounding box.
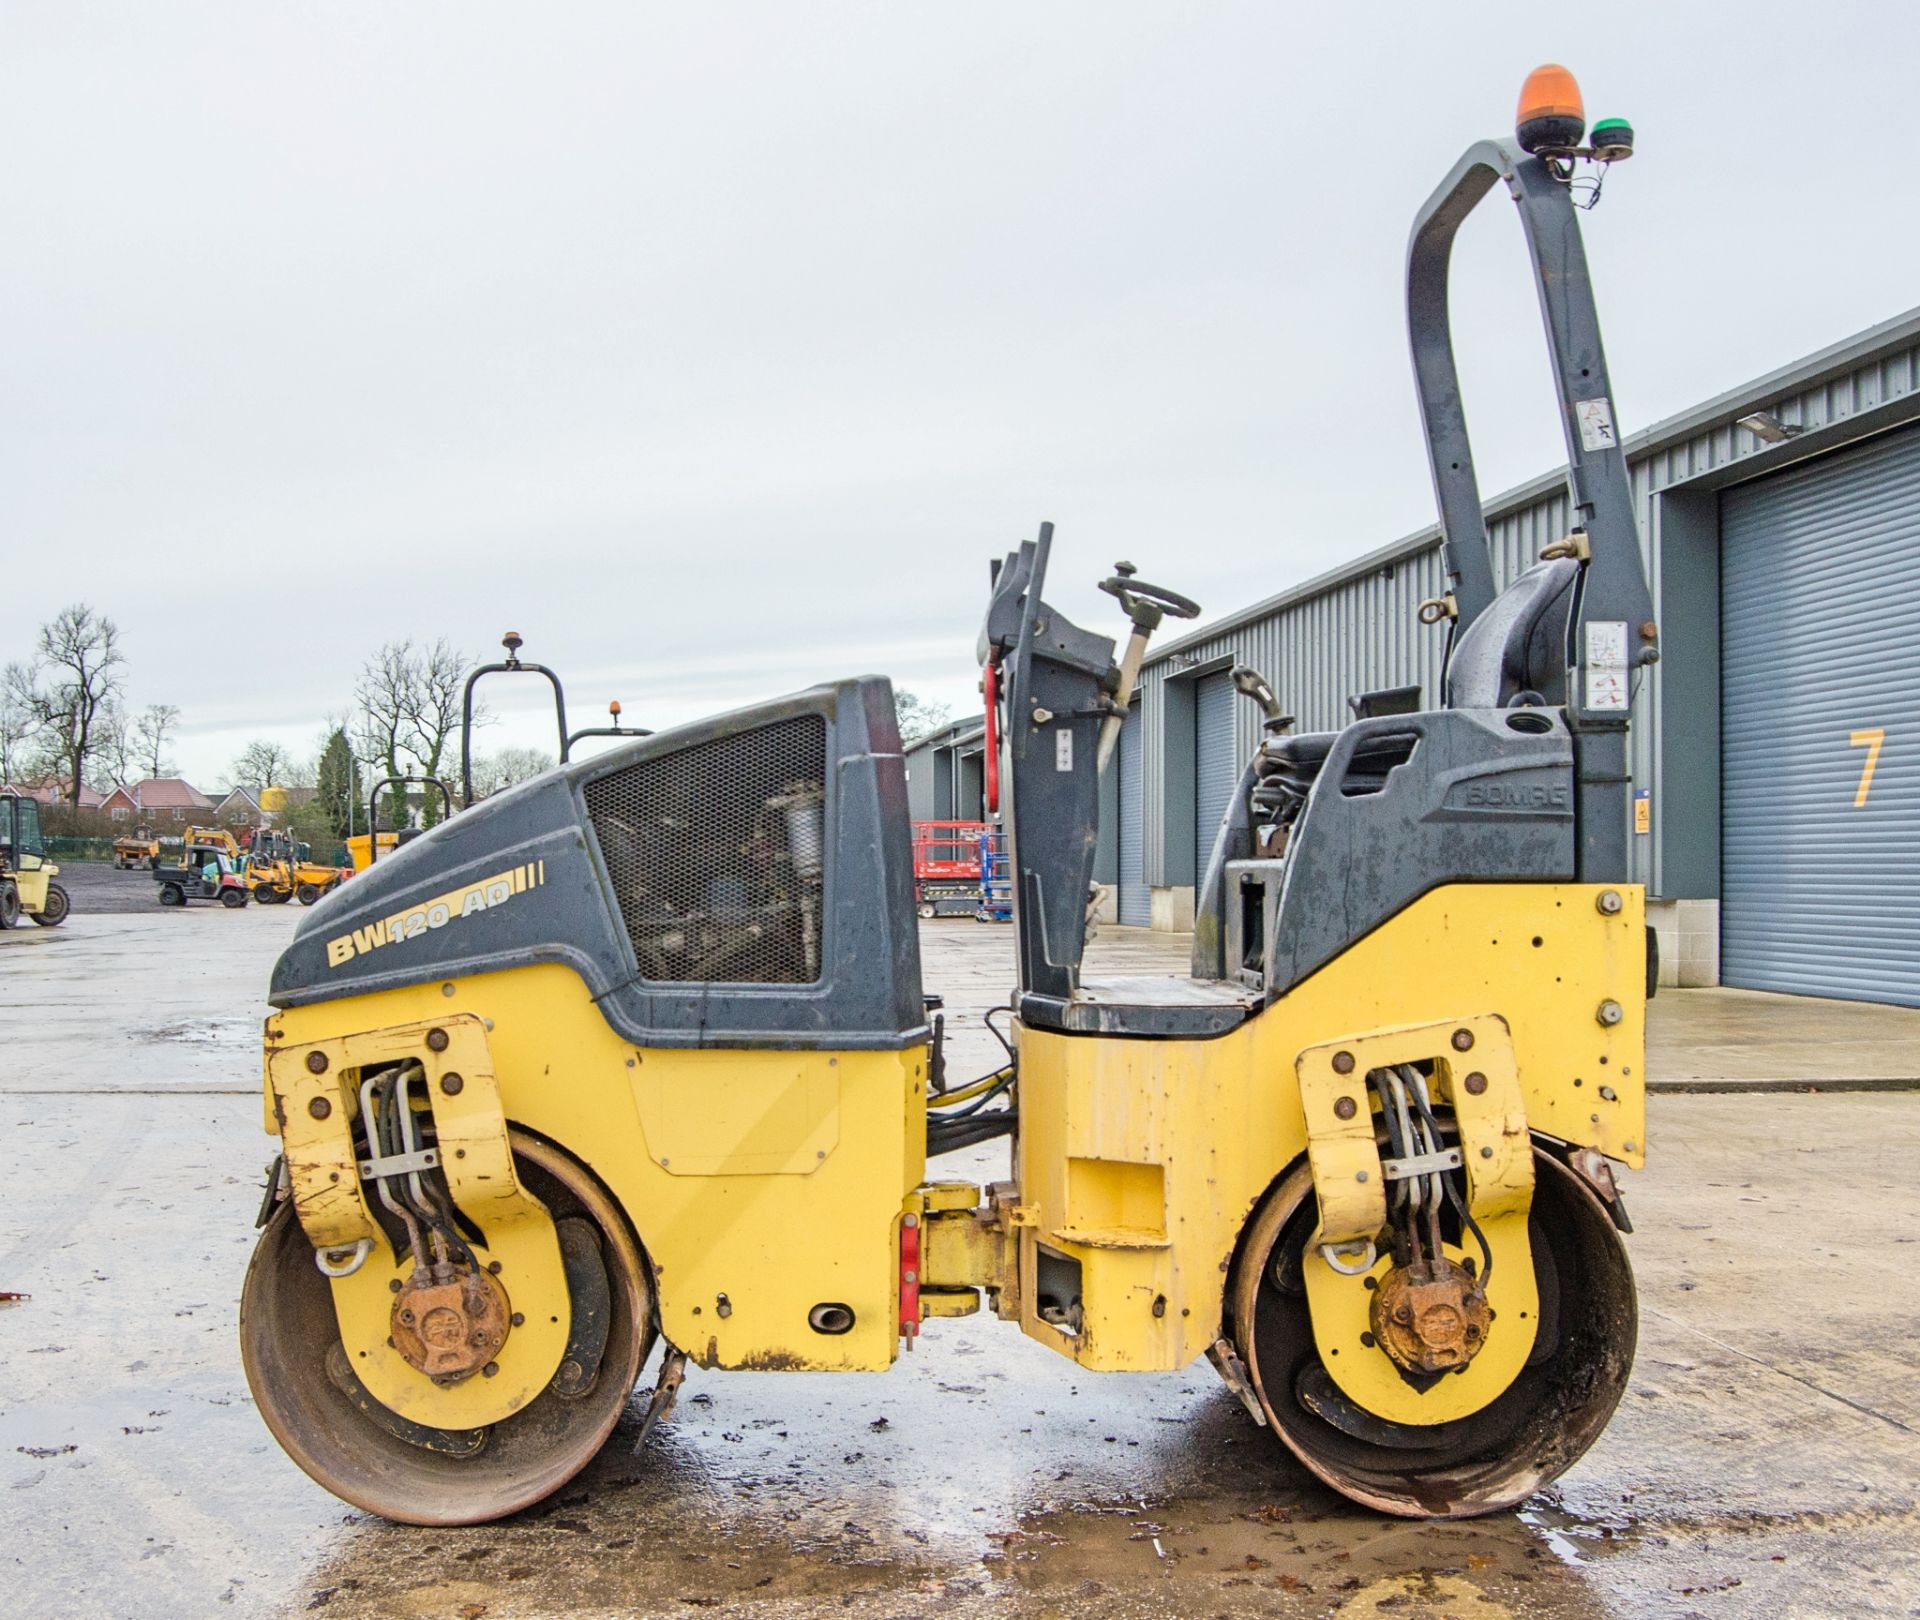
[4,3,1913,787]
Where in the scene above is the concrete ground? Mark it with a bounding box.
[1,874,1916,1619]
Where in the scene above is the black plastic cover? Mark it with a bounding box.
[268,678,926,1051]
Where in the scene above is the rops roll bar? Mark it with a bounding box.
[1407,93,1658,881]
[1406,138,1656,678]
[364,774,453,865]
[460,631,570,807]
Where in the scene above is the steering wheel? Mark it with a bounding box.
[1098,562,1201,621]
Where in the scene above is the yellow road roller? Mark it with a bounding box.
[244,69,1656,1523]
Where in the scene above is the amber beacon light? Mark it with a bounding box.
[1516,63,1586,154]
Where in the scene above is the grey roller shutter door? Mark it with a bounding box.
[1118,702,1149,926]
[1194,671,1239,878]
[1721,424,1920,1005]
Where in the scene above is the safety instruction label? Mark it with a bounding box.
[1584,621,1630,711]
[1574,397,1618,452]
[1055,727,1073,772]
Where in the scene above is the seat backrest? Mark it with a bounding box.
[1443,558,1578,710]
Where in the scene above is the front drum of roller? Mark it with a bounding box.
[242,1132,654,1525]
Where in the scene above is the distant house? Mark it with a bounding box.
[214,786,263,826]
[216,784,317,826]
[101,778,216,824]
[5,778,107,810]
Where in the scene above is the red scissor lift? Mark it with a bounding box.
[911,820,990,918]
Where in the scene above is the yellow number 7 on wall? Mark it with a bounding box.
[1849,728,1886,807]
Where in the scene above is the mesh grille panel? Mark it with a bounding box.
[584,716,828,984]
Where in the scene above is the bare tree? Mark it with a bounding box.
[0,670,39,784]
[93,701,135,790]
[894,688,953,747]
[405,638,468,827]
[133,703,181,779]
[10,604,126,803]
[232,737,293,788]
[355,641,417,833]
[352,638,478,829]
[468,746,555,799]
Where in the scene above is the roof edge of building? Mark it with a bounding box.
[905,713,986,752]
[1148,302,1920,667]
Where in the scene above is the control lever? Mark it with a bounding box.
[1231,664,1295,737]
[1096,563,1201,771]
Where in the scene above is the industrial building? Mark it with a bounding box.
[906,308,1920,1005]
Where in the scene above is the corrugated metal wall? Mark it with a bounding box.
[904,743,937,821]
[1192,670,1239,872]
[1134,314,1920,901]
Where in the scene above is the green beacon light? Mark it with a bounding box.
[1590,118,1635,162]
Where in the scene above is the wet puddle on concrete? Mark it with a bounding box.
[288,1354,1662,1620]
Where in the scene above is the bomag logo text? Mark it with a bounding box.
[325,861,546,968]
[1462,782,1569,808]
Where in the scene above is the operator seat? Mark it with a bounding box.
[1252,559,1577,815]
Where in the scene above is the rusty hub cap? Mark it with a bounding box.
[391,1266,511,1384]
[1369,1256,1491,1376]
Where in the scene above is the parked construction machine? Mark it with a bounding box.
[155,830,252,908]
[247,830,348,906]
[244,70,1654,1524]
[112,832,161,870]
[0,792,70,927]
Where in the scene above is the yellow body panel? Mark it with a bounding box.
[1012,882,1644,1374]
[265,963,926,1376]
[9,860,58,914]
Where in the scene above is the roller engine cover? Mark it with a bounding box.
[266,677,926,1054]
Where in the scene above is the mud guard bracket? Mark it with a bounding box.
[264,1015,573,1430]
[1294,1014,1541,1427]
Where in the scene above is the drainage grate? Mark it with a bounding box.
[583,716,828,984]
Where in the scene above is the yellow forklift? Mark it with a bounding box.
[244,69,1655,1524]
[0,793,70,927]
